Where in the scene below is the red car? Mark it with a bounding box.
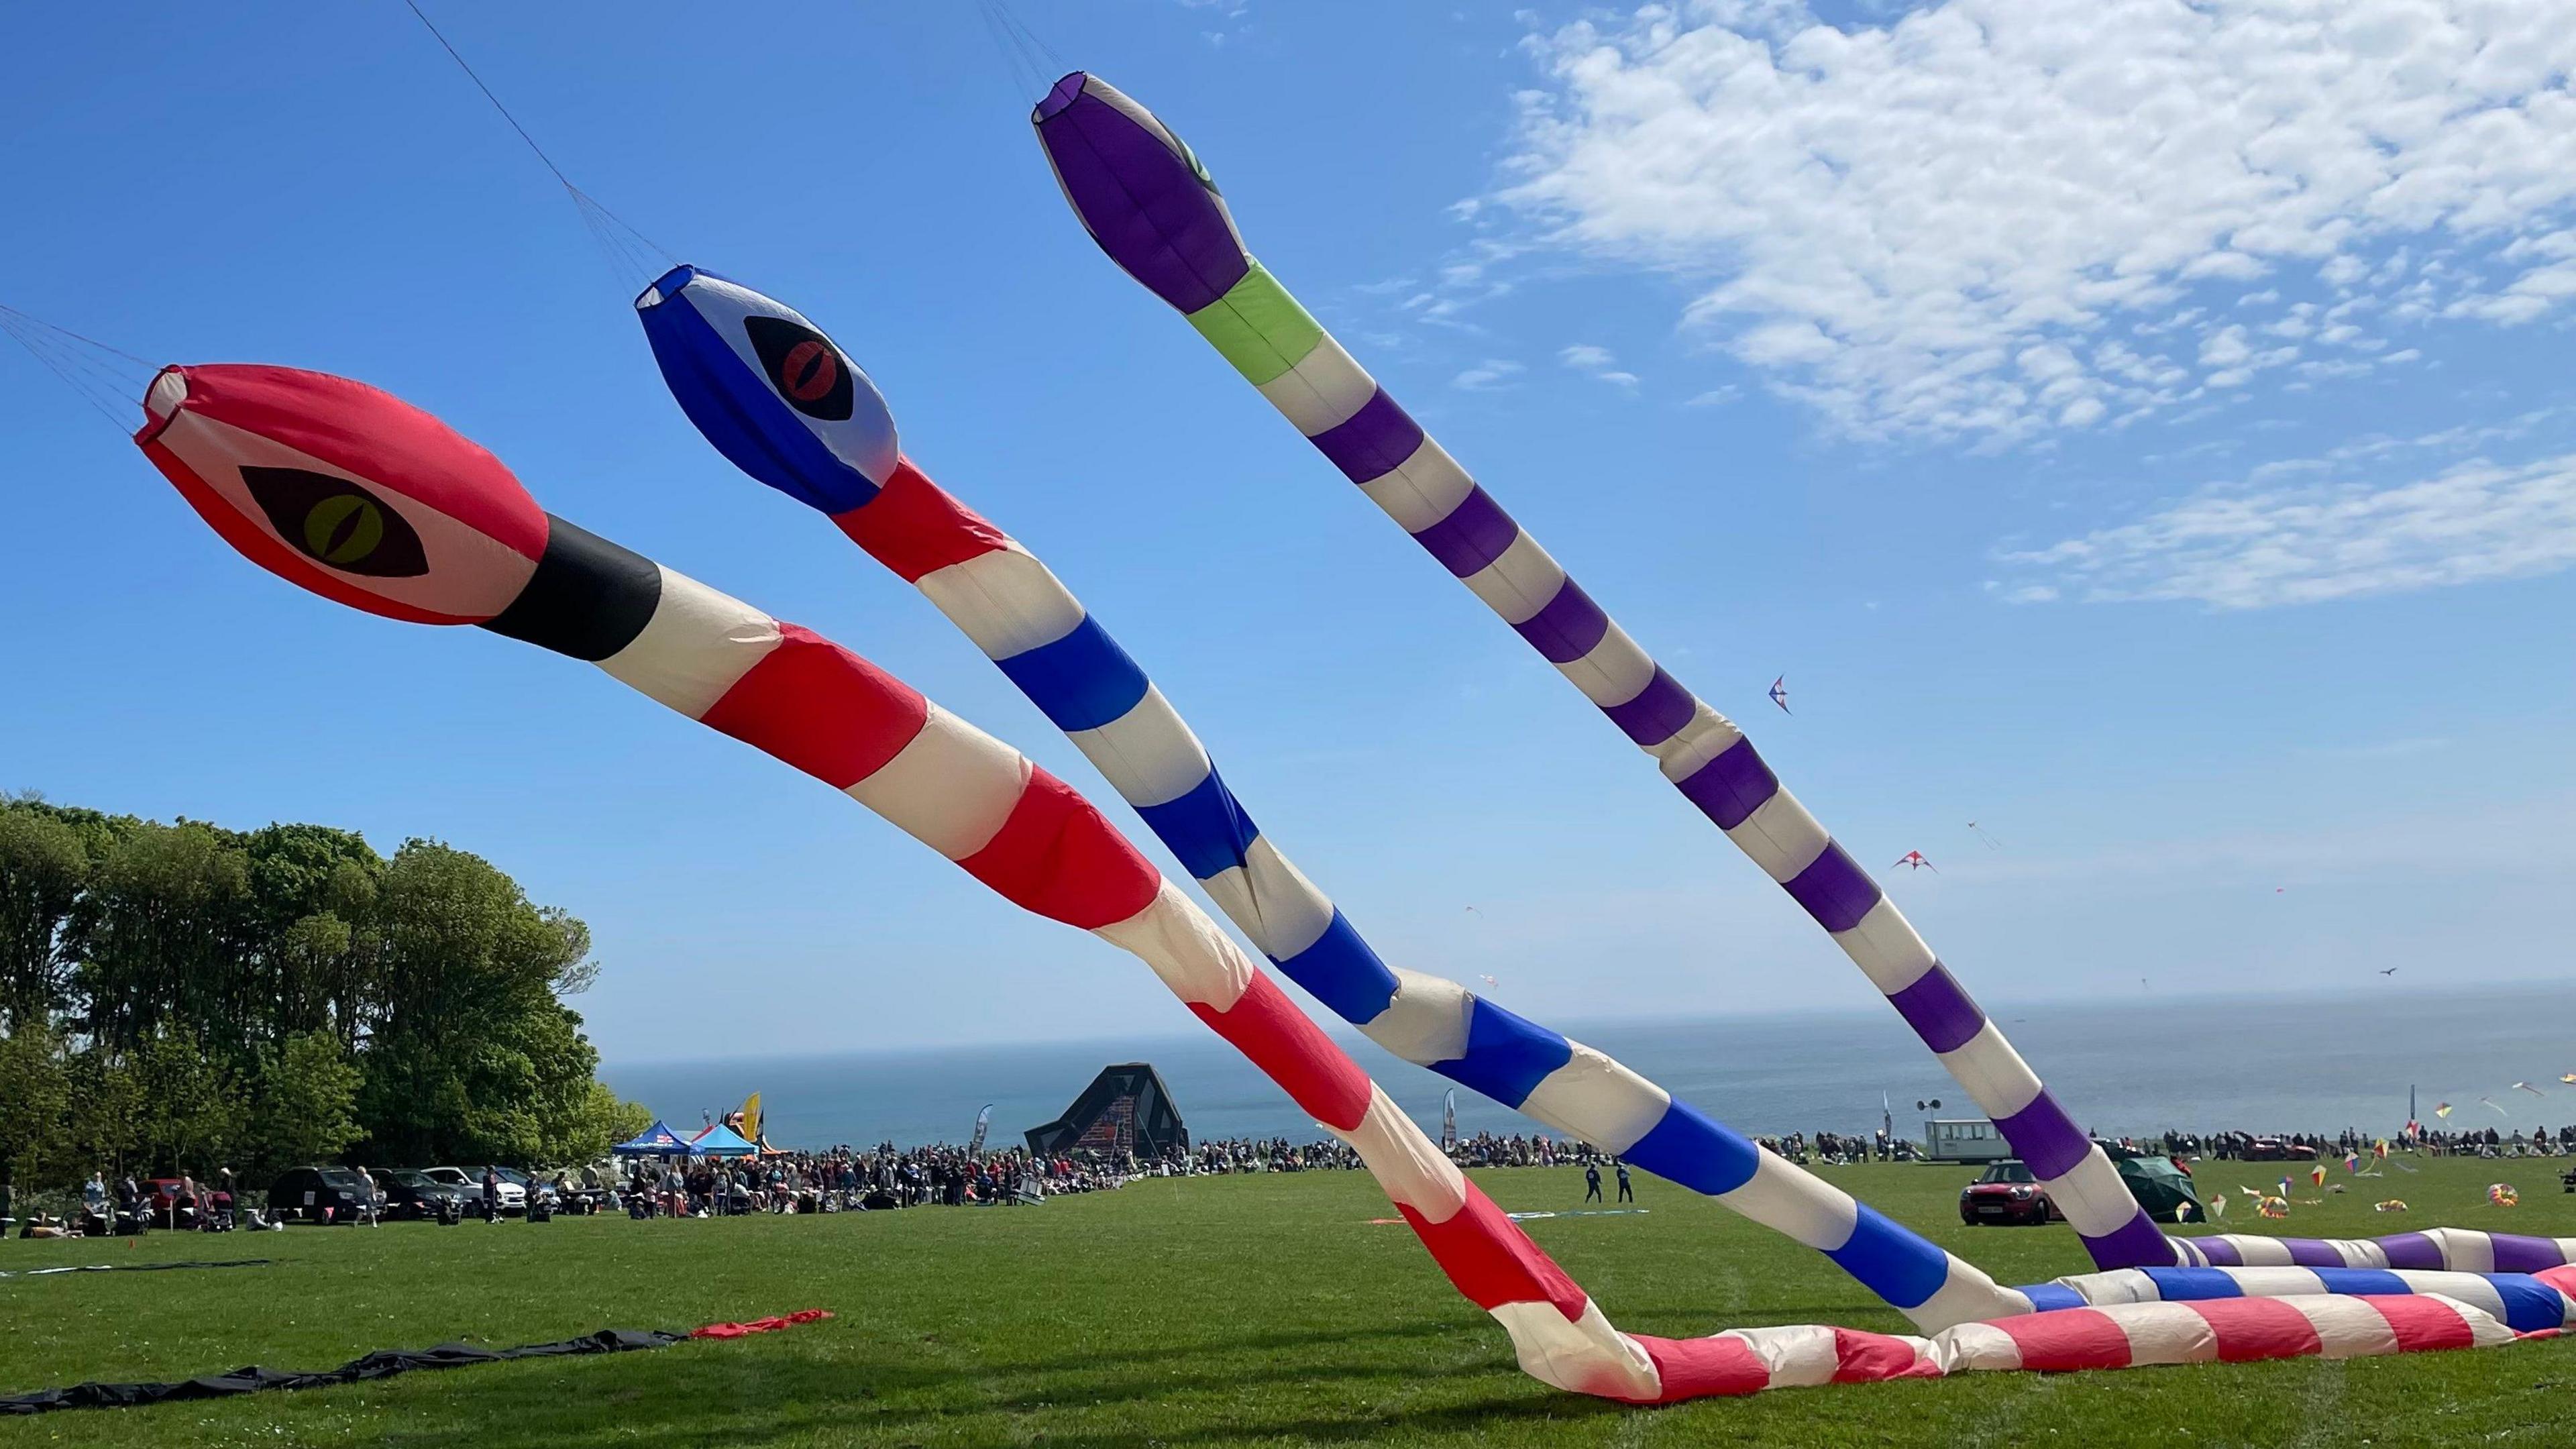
[140,1178,209,1228]
[1959,1160,2063,1226]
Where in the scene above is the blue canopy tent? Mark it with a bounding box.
[611,1120,699,1156]
[688,1123,759,1157]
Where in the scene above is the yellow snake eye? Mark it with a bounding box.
[243,466,428,578]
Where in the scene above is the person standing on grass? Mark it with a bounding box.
[356,1167,380,1226]
[482,1166,501,1222]
[1615,1161,1634,1203]
[1584,1162,1603,1202]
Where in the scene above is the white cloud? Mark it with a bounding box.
[1559,342,1641,386]
[1452,358,1525,390]
[1499,1,2576,441]
[2003,449,2576,608]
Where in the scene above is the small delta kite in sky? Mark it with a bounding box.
[2480,1097,2510,1116]
[1894,851,1936,872]
[1968,821,2002,849]
[2513,1083,2548,1097]
[1768,676,1789,714]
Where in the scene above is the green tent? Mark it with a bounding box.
[2115,1155,2205,1223]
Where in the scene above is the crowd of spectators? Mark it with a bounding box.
[2134,1125,2576,1161]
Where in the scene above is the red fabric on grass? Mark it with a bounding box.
[692,1309,834,1340]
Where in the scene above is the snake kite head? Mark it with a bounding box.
[134,364,546,625]
[1033,72,1251,313]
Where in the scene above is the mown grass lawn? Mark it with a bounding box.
[3,1155,2569,1446]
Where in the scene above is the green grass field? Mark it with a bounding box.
[3,1156,2570,1446]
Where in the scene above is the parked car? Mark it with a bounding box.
[141,1177,190,1228]
[268,1166,375,1224]
[427,1166,527,1214]
[377,1168,470,1220]
[1959,1159,2062,1226]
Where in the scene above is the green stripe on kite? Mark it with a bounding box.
[1185,263,1322,385]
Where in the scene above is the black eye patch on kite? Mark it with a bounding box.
[239,466,430,578]
[743,315,856,422]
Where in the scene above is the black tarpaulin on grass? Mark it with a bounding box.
[0,1258,274,1280]
[1,1327,683,1415]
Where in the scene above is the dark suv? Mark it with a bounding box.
[268,1166,374,1224]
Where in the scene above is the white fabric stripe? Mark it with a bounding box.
[1356,435,1474,531]
[1717,1150,1861,1252]
[598,566,782,717]
[2282,1294,2401,1358]
[1917,1277,2034,1333]
[1459,532,1565,625]
[1492,1300,1661,1401]
[1064,687,1213,808]
[2229,1236,2298,1268]
[1650,701,1744,781]
[1933,1320,2022,1373]
[2401,1271,2506,1322]
[2222,1267,2326,1299]
[1934,1023,2045,1118]
[1360,969,1473,1065]
[1831,898,1939,994]
[1258,333,1376,435]
[2431,1228,2496,1275]
[2333,1238,2390,1269]
[1721,1322,1844,1388]
[1197,837,1336,961]
[1334,1085,1466,1219]
[1554,621,1656,707]
[2041,1151,2152,1240]
[1723,789,1833,884]
[1518,1043,1671,1155]
[2112,1301,2217,1366]
[1090,880,1256,1009]
[844,703,1027,860]
[914,547,1087,661]
[2057,1269,2159,1306]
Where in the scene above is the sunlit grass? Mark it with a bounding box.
[1,1155,2568,1446]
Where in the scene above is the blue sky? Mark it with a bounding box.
[4,1,2572,1067]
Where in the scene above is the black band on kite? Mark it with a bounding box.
[482,515,662,661]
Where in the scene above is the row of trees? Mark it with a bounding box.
[0,794,650,1192]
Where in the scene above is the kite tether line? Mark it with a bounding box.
[396,0,673,288]
[0,303,158,431]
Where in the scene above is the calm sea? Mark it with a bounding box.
[600,983,2576,1152]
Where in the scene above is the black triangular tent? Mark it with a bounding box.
[1024,1063,1186,1157]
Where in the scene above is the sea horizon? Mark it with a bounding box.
[601,979,2576,1153]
